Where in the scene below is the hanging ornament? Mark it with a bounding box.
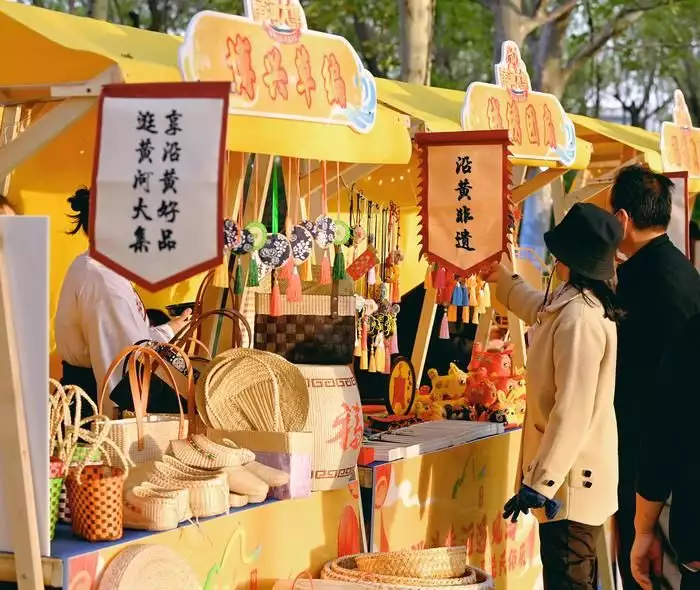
[259,233,292,269]
[290,225,313,264]
[245,221,268,251]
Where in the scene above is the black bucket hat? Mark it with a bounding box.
[544,203,623,281]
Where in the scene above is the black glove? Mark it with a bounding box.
[503,485,562,523]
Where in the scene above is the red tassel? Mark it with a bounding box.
[279,255,293,281]
[320,250,332,285]
[361,320,368,351]
[270,273,282,317]
[286,266,302,302]
[384,340,392,374]
[435,267,446,289]
[390,329,399,355]
[439,311,450,339]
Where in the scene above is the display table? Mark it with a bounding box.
[0,485,362,589]
[359,430,542,589]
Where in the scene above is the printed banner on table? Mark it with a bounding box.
[666,171,690,257]
[415,129,512,277]
[65,484,363,589]
[179,0,378,134]
[371,431,542,589]
[661,90,700,179]
[461,41,577,167]
[89,82,228,291]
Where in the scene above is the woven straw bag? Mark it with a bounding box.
[354,548,467,579]
[196,349,309,432]
[172,308,253,359]
[96,344,193,465]
[98,544,201,590]
[297,364,362,491]
[66,465,125,542]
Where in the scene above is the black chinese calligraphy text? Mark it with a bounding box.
[455,155,472,175]
[129,226,151,253]
[162,141,182,163]
[456,205,474,224]
[160,168,179,194]
[132,197,153,221]
[164,110,183,136]
[136,138,155,164]
[455,229,476,251]
[136,111,158,134]
[455,178,473,201]
[158,228,177,251]
[157,200,180,223]
[133,170,153,193]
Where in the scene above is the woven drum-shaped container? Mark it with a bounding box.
[355,547,467,579]
[99,544,201,590]
[66,465,124,542]
[296,364,362,491]
[59,444,102,524]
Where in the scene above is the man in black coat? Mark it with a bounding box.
[610,165,700,588]
[631,312,700,590]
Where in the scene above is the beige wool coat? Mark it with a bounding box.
[497,269,618,526]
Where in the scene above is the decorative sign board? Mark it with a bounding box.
[179,0,378,134]
[0,217,49,555]
[415,130,512,277]
[666,171,690,257]
[387,357,416,416]
[661,90,700,179]
[89,82,229,292]
[461,41,577,167]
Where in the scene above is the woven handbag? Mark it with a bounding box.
[97,345,192,465]
[254,270,355,365]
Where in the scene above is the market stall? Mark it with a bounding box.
[0,1,415,588]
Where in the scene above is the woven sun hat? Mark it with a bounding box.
[196,349,309,432]
[169,434,255,470]
[354,547,467,579]
[98,544,201,590]
[123,486,181,532]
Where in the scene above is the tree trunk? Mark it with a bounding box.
[89,0,109,20]
[397,0,436,84]
[532,13,573,97]
[490,0,529,65]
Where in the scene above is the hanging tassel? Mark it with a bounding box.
[424,265,433,289]
[279,255,294,281]
[361,319,368,350]
[390,328,399,355]
[368,347,377,373]
[213,251,230,288]
[320,250,332,285]
[482,282,492,308]
[269,271,282,317]
[392,275,401,303]
[471,309,480,325]
[461,282,470,307]
[435,266,446,290]
[439,311,450,339]
[360,348,368,370]
[247,255,260,287]
[354,338,361,357]
[447,305,458,322]
[301,257,313,281]
[375,337,385,374]
[383,339,392,374]
[367,265,376,285]
[451,281,464,307]
[332,245,347,280]
[233,260,245,296]
[286,266,302,302]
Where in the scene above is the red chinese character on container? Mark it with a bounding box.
[525,525,536,562]
[295,45,316,108]
[508,548,518,573]
[506,519,518,541]
[322,53,347,108]
[476,515,488,554]
[263,46,289,100]
[250,568,258,590]
[461,523,475,556]
[518,542,527,568]
[543,104,557,149]
[499,550,507,577]
[491,554,498,577]
[327,402,363,450]
[492,513,503,545]
[225,35,256,101]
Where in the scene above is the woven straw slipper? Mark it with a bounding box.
[146,470,228,519]
[98,544,201,590]
[169,434,255,470]
[139,482,191,522]
[244,461,290,488]
[229,493,249,508]
[222,465,269,497]
[123,487,182,532]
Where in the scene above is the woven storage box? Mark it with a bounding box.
[355,547,467,579]
[208,429,313,499]
[297,365,362,491]
[66,465,124,542]
[255,270,355,365]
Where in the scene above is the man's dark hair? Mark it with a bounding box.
[610,165,672,230]
[67,187,90,236]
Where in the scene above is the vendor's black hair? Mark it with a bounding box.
[568,270,622,323]
[67,187,90,235]
[610,165,672,230]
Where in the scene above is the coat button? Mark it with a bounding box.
[512,274,519,280]
[583,481,593,489]
[544,480,555,487]
[582,469,592,477]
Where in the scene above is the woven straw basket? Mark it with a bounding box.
[98,544,201,590]
[66,465,124,542]
[355,547,467,579]
[296,365,362,491]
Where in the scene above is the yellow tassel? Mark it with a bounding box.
[360,349,368,370]
[212,252,230,288]
[354,340,362,357]
[462,306,469,323]
[301,258,313,281]
[471,309,479,325]
[375,339,385,372]
[447,305,457,322]
[482,283,491,308]
[368,350,377,373]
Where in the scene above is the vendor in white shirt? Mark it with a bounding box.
[55,187,191,406]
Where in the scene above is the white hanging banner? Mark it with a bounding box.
[666,171,689,258]
[89,82,229,291]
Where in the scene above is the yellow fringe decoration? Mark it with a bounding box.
[212,251,231,288]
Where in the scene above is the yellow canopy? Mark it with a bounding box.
[376,78,593,170]
[0,1,412,164]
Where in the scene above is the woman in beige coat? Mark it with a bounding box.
[487,203,622,589]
